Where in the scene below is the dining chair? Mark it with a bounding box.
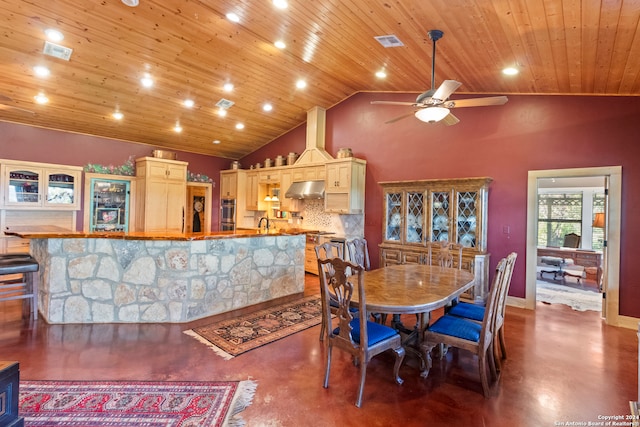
[315,242,350,341]
[346,237,370,271]
[427,241,463,269]
[421,257,508,397]
[318,257,405,407]
[346,237,388,324]
[448,252,518,372]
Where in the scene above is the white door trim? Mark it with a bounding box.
[525,166,622,326]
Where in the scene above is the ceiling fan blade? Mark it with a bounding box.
[385,112,416,124]
[0,103,35,114]
[445,96,508,108]
[441,112,460,126]
[431,80,462,102]
[371,100,416,106]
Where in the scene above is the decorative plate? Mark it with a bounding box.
[460,233,474,247]
[434,215,448,230]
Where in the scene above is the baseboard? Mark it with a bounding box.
[506,296,527,309]
[508,295,639,330]
[614,314,640,330]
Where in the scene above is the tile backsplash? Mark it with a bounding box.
[250,199,364,238]
[297,199,364,238]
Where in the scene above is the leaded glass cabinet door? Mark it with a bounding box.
[456,190,479,248]
[430,191,451,242]
[384,191,402,241]
[405,191,425,244]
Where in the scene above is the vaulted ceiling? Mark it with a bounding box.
[1,0,639,159]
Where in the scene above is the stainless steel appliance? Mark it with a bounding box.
[220,198,236,231]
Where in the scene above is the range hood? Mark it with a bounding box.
[285,180,325,199]
[284,107,332,199]
[294,106,334,165]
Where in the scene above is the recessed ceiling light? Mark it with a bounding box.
[296,79,307,89]
[44,29,64,42]
[121,0,139,6]
[375,70,387,79]
[140,73,154,88]
[183,99,194,108]
[212,140,221,144]
[33,66,50,77]
[223,83,234,92]
[34,93,48,104]
[173,122,183,133]
[502,67,519,76]
[235,123,245,130]
[263,103,273,112]
[217,108,227,117]
[226,12,240,23]
[274,40,286,49]
[112,111,124,120]
[273,0,288,9]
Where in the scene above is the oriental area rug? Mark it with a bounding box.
[184,295,322,359]
[19,379,257,427]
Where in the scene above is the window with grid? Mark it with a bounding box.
[538,193,583,247]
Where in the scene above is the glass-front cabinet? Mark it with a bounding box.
[382,180,489,250]
[85,175,132,232]
[380,177,492,303]
[1,161,82,209]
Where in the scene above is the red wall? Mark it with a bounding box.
[3,94,640,318]
[242,94,640,318]
[0,122,229,231]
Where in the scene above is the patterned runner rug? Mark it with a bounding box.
[19,379,257,427]
[184,295,322,359]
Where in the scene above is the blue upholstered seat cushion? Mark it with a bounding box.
[448,302,485,322]
[427,315,482,342]
[334,319,398,346]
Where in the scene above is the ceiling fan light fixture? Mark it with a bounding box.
[415,107,450,123]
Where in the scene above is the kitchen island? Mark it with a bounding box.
[5,229,306,324]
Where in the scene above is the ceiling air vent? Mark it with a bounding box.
[374,35,404,48]
[43,41,73,61]
[215,98,235,109]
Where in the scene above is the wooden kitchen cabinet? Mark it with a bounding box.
[279,169,295,212]
[379,177,492,303]
[220,170,238,199]
[245,171,259,210]
[135,157,187,232]
[258,169,280,184]
[324,158,366,214]
[292,165,325,181]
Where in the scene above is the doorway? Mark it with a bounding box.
[525,166,622,325]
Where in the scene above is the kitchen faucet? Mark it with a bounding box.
[258,216,270,233]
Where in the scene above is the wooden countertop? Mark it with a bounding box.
[4,226,308,241]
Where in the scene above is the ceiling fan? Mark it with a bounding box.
[0,94,35,115]
[371,30,508,125]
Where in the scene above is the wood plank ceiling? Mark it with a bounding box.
[0,0,639,159]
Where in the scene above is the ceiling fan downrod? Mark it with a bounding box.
[428,30,443,92]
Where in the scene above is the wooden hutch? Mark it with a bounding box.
[379,177,492,303]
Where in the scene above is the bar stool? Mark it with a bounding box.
[0,254,39,320]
